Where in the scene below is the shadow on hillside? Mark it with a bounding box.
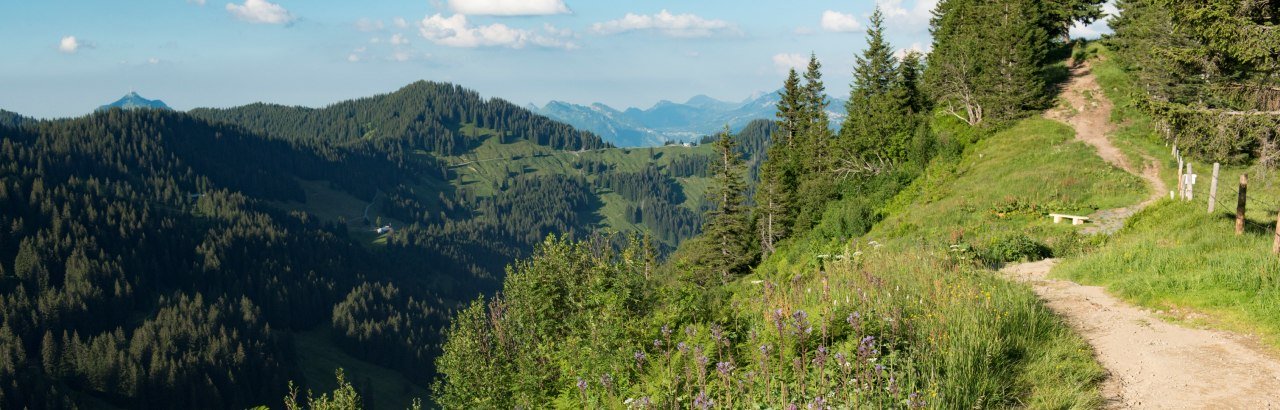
[1216,212,1279,237]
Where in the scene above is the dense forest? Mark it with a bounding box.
[0,77,743,407]
[432,1,1115,408]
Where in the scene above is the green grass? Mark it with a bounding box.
[1052,43,1280,349]
[732,111,1148,408]
[292,328,430,410]
[871,116,1145,260]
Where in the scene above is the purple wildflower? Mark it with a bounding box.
[710,325,723,343]
[677,342,689,354]
[661,325,672,338]
[847,312,861,329]
[908,392,928,408]
[716,361,734,377]
[785,404,799,410]
[808,396,826,410]
[773,309,787,333]
[813,345,829,368]
[576,377,588,393]
[857,336,877,361]
[685,325,697,338]
[759,344,769,355]
[693,390,712,410]
[653,339,663,349]
[600,373,613,391]
[634,351,646,367]
[888,376,899,395]
[834,352,849,368]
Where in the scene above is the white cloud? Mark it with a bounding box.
[356,18,384,32]
[148,57,161,64]
[225,0,295,25]
[1070,0,1118,39]
[447,0,570,16]
[591,10,734,38]
[188,0,207,5]
[772,53,807,73]
[393,17,409,28]
[390,33,409,45]
[820,10,861,32]
[419,13,575,49]
[876,0,939,30]
[58,36,82,53]
[347,54,361,62]
[894,42,931,59]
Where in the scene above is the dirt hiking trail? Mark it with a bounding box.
[1004,62,1280,408]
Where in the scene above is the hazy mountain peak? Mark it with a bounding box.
[98,92,171,112]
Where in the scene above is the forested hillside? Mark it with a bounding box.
[0,77,759,407]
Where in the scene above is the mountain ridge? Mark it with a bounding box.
[97,91,171,112]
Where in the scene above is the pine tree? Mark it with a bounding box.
[702,127,753,283]
[791,54,838,235]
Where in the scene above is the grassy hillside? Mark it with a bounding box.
[734,111,1150,407]
[1054,45,1280,348]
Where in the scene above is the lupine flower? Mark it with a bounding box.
[759,344,769,355]
[857,336,876,361]
[874,364,886,374]
[792,310,812,336]
[773,309,787,333]
[636,396,651,409]
[710,325,723,343]
[685,325,697,338]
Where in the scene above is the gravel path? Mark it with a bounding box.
[1004,62,1280,408]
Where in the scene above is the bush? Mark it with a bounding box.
[983,234,1052,265]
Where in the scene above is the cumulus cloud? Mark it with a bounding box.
[59,36,82,53]
[894,42,931,59]
[393,17,409,28]
[820,10,861,32]
[225,0,295,25]
[772,53,807,73]
[1069,0,1118,39]
[419,14,576,49]
[591,10,734,38]
[447,0,570,16]
[390,33,409,45]
[877,0,938,24]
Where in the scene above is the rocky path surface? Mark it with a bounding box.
[1004,62,1280,408]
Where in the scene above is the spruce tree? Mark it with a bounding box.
[841,8,917,164]
[754,70,804,255]
[702,127,753,283]
[791,54,838,235]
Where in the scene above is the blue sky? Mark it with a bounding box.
[1,0,1114,119]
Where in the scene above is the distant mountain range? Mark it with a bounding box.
[532,92,846,147]
[97,92,171,112]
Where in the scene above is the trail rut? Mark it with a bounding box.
[1004,62,1280,408]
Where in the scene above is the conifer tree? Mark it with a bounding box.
[841,8,917,164]
[702,127,753,282]
[791,54,838,234]
[755,70,804,255]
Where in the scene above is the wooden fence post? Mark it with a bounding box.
[1178,156,1185,200]
[1237,174,1248,236]
[1273,208,1280,254]
[1186,163,1194,200]
[1209,163,1220,213]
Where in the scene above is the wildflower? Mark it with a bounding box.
[653,339,663,349]
[685,325,697,338]
[847,312,861,329]
[773,309,787,333]
[857,336,876,361]
[634,351,646,367]
[576,377,588,393]
[813,346,829,368]
[677,342,689,354]
[661,325,672,338]
[785,404,799,410]
[908,392,928,408]
[759,344,769,355]
[834,352,849,368]
[888,376,899,395]
[710,325,723,343]
[716,361,734,377]
[693,390,712,410]
[600,373,613,391]
[808,396,826,410]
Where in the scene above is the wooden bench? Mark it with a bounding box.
[1049,213,1090,225]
